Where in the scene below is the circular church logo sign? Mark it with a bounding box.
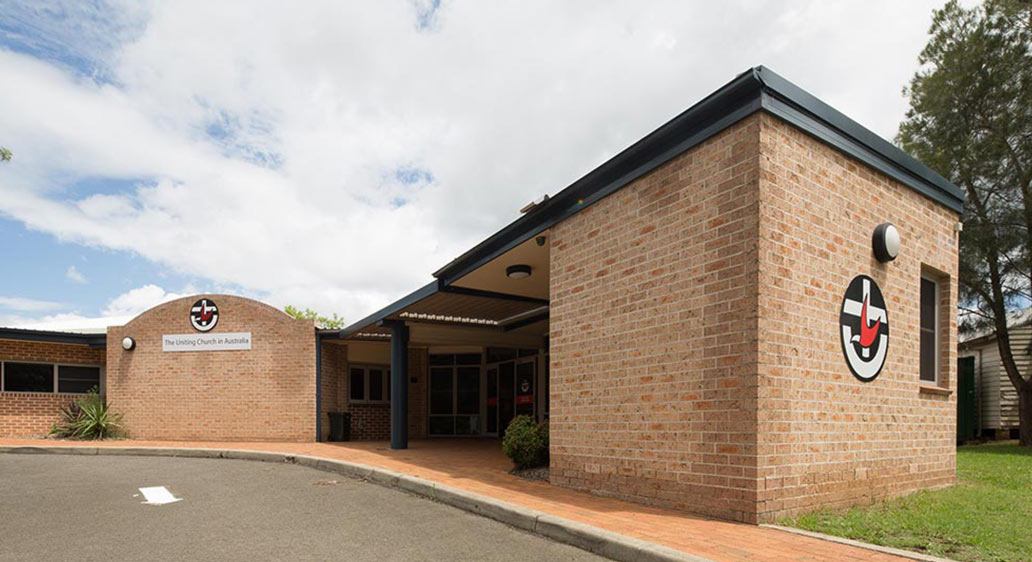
[839,275,889,382]
[190,298,219,332]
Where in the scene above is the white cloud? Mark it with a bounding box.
[0,296,64,312]
[0,0,945,322]
[100,283,190,318]
[65,265,87,284]
[0,283,192,330]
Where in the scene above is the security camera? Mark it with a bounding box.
[535,236,547,247]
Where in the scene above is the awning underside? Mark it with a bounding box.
[341,288,547,339]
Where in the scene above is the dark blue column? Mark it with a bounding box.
[382,320,409,449]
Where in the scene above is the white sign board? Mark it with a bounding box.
[162,332,252,352]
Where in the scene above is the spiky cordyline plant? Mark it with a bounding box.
[50,388,124,440]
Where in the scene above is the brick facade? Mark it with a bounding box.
[0,339,106,437]
[106,295,317,441]
[754,114,958,521]
[549,113,960,523]
[549,115,763,522]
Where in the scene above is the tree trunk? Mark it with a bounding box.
[1021,383,1032,447]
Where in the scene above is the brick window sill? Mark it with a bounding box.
[919,385,952,396]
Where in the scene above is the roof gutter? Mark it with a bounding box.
[0,328,107,348]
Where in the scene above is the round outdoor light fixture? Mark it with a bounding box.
[121,336,136,351]
[506,264,532,279]
[872,223,900,263]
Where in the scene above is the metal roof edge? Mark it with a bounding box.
[753,65,965,212]
[0,327,107,347]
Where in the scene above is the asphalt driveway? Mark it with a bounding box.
[0,454,605,561]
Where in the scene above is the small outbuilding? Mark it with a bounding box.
[957,309,1031,441]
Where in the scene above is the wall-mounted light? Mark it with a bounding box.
[506,264,532,279]
[121,336,136,351]
[872,223,900,263]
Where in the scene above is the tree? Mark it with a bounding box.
[283,305,345,330]
[0,147,11,162]
[899,0,1032,445]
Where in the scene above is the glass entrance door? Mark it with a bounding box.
[487,355,536,438]
[428,353,481,436]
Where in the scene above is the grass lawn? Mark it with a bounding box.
[781,443,1032,561]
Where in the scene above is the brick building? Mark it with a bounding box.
[1,67,962,523]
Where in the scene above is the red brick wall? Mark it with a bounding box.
[350,402,390,440]
[106,295,317,441]
[0,339,106,366]
[549,115,763,522]
[1,339,106,437]
[0,392,77,438]
[754,114,958,521]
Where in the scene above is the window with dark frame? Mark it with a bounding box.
[349,367,365,401]
[920,277,939,383]
[349,364,389,403]
[368,368,385,402]
[3,362,54,393]
[428,353,483,436]
[57,366,101,394]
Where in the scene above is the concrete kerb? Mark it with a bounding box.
[0,445,709,562]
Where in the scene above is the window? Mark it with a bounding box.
[349,368,365,401]
[58,366,101,394]
[368,368,385,401]
[920,276,939,383]
[349,364,389,403]
[1,362,103,394]
[3,362,54,393]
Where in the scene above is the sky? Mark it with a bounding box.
[0,0,951,330]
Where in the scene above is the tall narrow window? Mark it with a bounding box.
[349,367,365,401]
[920,277,939,383]
[368,368,384,402]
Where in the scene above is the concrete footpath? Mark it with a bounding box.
[0,439,940,562]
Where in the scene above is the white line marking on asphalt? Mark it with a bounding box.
[138,486,182,505]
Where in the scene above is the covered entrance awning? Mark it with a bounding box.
[327,233,551,450]
[338,282,548,343]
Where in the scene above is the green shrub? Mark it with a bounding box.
[502,415,549,469]
[49,388,124,440]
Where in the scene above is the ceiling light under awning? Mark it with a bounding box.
[506,264,532,279]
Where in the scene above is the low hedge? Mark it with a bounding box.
[502,415,549,469]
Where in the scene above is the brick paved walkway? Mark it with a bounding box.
[0,438,902,561]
